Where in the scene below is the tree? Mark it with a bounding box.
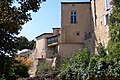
[28,39,36,50]
[0,0,45,79]
[15,36,36,50]
[108,0,120,54]
[15,36,29,50]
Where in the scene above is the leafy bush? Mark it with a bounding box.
[56,48,91,80]
[36,60,57,76]
[16,56,33,68]
[12,63,29,79]
[56,46,120,80]
[0,60,29,80]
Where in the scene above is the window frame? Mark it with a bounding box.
[70,11,77,24]
[104,13,109,26]
[105,0,111,11]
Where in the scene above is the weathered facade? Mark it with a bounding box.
[36,33,53,58]
[35,28,61,59]
[29,0,112,76]
[90,0,112,52]
[59,2,93,57]
[35,1,113,58]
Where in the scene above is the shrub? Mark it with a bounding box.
[36,60,57,76]
[16,56,33,68]
[56,46,120,80]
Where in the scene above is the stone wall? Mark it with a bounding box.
[58,43,84,58]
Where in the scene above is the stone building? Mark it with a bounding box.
[34,0,112,59]
[59,2,94,57]
[90,0,112,52]
[29,28,61,76]
[35,28,60,59]
[35,2,94,58]
[35,33,53,58]
[29,0,113,76]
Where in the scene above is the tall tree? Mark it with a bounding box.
[108,0,120,54]
[15,36,36,50]
[16,36,29,50]
[28,39,36,50]
[0,0,45,79]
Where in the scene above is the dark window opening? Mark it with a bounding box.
[71,11,77,24]
[76,32,80,36]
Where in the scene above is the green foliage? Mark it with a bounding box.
[57,48,91,80]
[13,63,29,78]
[15,36,29,50]
[106,0,120,77]
[36,60,57,76]
[29,39,36,50]
[97,43,107,57]
[56,46,120,80]
[0,0,45,79]
[15,36,36,50]
[0,77,5,80]
[0,58,29,80]
[108,0,120,54]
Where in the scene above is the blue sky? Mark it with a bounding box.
[18,0,90,40]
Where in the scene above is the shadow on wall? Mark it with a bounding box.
[90,0,98,54]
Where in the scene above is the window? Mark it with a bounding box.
[77,32,80,36]
[71,11,77,24]
[51,37,54,43]
[42,55,43,58]
[76,31,80,36]
[47,39,51,44]
[104,14,109,26]
[55,37,58,42]
[105,0,110,10]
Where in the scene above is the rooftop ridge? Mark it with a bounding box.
[36,33,53,39]
[61,2,90,4]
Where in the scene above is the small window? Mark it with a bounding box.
[105,0,110,10]
[76,32,80,36]
[51,38,54,42]
[71,11,77,24]
[47,39,51,44]
[104,14,109,26]
[101,21,103,25]
[89,32,91,35]
[42,55,43,58]
[106,14,109,25]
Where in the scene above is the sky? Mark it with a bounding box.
[18,0,90,41]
